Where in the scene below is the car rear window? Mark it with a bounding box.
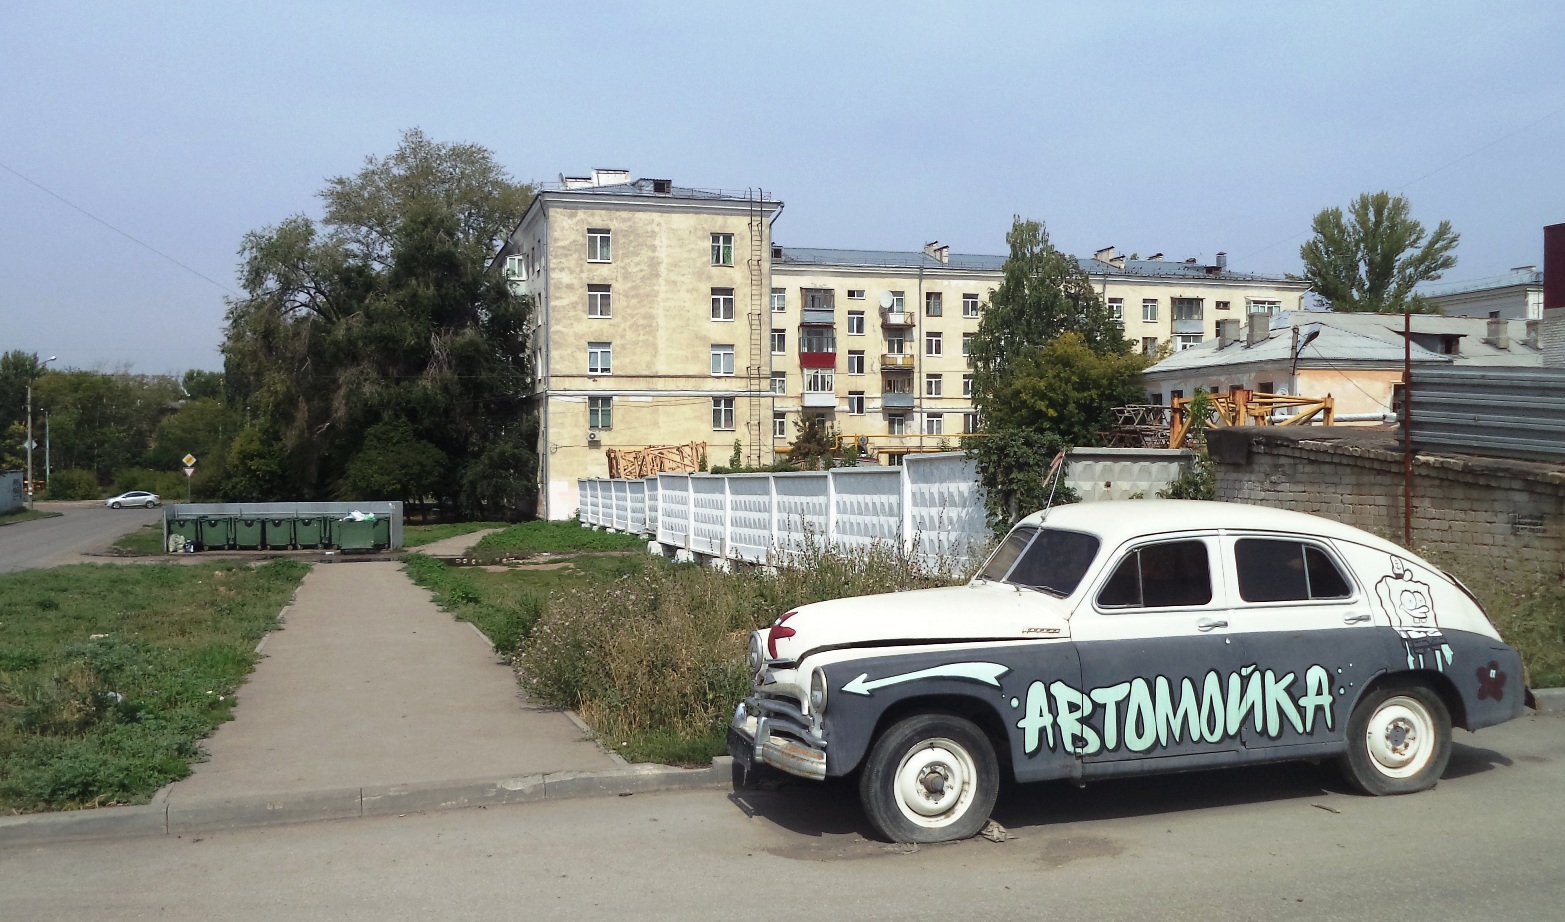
[1235,539,1353,602]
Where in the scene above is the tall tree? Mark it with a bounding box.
[221,129,536,515]
[1300,191,1459,313]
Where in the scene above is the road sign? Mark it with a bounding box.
[183,467,195,478]
[23,439,36,451]
[182,453,197,467]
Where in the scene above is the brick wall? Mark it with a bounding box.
[1544,308,1565,368]
[1208,427,1565,580]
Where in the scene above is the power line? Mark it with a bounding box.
[0,159,239,296]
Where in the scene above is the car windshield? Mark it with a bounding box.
[977,526,1101,597]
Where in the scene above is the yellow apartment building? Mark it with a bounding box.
[496,172,1309,518]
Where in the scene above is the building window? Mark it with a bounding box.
[1215,300,1230,311]
[771,329,786,354]
[924,413,944,435]
[587,284,612,318]
[800,327,836,354]
[887,334,905,355]
[963,412,979,434]
[847,351,865,375]
[847,391,865,415]
[587,342,612,375]
[588,396,612,430]
[803,288,834,312]
[771,288,786,313]
[883,374,912,395]
[711,287,735,321]
[711,344,735,376]
[587,228,611,262]
[847,311,865,335]
[925,332,943,356]
[962,293,980,318]
[925,373,943,397]
[1142,337,1159,355]
[771,372,787,394]
[1173,298,1203,322]
[713,398,735,430]
[1109,297,1123,320]
[1142,299,1159,322]
[711,233,733,266]
[1148,392,1163,406]
[962,373,973,398]
[847,289,866,300]
[1258,381,1275,395]
[773,412,787,439]
[962,332,973,357]
[805,368,834,393]
[925,292,943,317]
[1249,299,1280,316]
[1176,334,1203,351]
[889,291,905,311]
[504,254,527,280]
[887,414,906,435]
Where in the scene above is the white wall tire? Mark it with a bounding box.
[859,714,999,843]
[1338,684,1452,796]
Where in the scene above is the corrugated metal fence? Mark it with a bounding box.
[1407,367,1565,463]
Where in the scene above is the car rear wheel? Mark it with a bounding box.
[110,501,121,509]
[858,714,998,844]
[1337,684,1451,796]
[145,500,157,508]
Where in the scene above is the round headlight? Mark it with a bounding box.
[747,633,764,675]
[810,668,828,715]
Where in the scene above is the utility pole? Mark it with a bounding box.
[25,356,56,510]
[44,411,50,486]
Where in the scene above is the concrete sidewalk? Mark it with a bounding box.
[170,559,616,801]
[411,528,501,557]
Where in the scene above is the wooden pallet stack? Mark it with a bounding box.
[605,442,708,479]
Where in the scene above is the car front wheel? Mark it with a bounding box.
[110,501,121,509]
[858,713,998,844]
[1337,684,1452,796]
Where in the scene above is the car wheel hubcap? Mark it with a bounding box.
[894,738,976,827]
[1365,696,1435,778]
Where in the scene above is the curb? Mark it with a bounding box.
[1530,687,1565,713]
[0,759,734,848]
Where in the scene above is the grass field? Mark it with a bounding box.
[0,509,63,527]
[110,523,167,556]
[401,521,510,548]
[472,520,644,556]
[0,560,309,812]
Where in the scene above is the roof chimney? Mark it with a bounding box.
[1148,252,1164,261]
[1215,251,1228,270]
[924,241,950,264]
[1525,319,1541,349]
[1246,312,1270,346]
[1484,311,1510,350]
[1093,246,1118,265]
[1217,318,1242,348]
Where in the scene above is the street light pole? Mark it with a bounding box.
[25,355,56,510]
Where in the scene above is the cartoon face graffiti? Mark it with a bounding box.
[1375,557,1453,671]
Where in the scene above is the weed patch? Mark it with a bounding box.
[1425,552,1565,687]
[110,524,167,556]
[0,560,308,812]
[0,510,63,527]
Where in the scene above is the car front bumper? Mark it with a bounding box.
[728,700,827,782]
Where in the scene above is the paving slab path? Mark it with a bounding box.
[171,559,615,800]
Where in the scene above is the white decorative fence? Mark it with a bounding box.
[575,448,1193,573]
[577,453,992,572]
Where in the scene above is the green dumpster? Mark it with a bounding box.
[334,516,377,551]
[295,516,326,548]
[234,518,264,549]
[168,518,199,553]
[372,516,391,550]
[198,516,232,550]
[263,518,294,549]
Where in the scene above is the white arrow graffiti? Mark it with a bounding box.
[840,662,1011,696]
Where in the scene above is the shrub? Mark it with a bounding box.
[112,468,187,500]
[43,469,101,500]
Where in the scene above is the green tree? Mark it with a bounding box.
[0,351,46,433]
[979,333,1149,447]
[339,418,448,503]
[181,369,226,402]
[221,129,536,511]
[966,430,1079,531]
[1300,191,1459,313]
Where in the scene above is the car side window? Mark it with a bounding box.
[1097,540,1212,609]
[1235,539,1352,602]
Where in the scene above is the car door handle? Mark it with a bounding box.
[1343,613,1372,624]
[1196,618,1229,632]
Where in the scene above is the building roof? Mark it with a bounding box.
[1145,311,1544,376]
[537,178,776,203]
[1419,267,1543,299]
[773,246,1301,283]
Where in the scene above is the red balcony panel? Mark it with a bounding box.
[798,352,837,369]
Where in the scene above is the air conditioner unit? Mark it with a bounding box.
[587,431,601,445]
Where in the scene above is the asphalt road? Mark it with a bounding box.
[3,714,1561,921]
[0,501,161,573]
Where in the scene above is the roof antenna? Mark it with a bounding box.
[1041,449,1068,513]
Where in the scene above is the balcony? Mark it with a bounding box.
[802,392,838,409]
[881,353,914,369]
[881,392,915,409]
[1172,318,1205,335]
[880,310,914,327]
[799,351,836,369]
[801,308,836,325]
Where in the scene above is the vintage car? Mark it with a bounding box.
[729,500,1529,843]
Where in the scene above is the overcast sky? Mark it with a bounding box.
[3,0,1563,374]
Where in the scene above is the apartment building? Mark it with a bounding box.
[495,171,1308,518]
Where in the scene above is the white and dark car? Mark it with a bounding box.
[729,500,1529,843]
[105,491,160,509]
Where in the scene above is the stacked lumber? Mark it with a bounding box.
[606,442,707,479]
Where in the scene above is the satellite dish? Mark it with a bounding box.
[878,291,895,309]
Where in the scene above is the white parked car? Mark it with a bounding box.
[729,500,1529,843]
[105,491,160,509]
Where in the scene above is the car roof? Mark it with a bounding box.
[1023,500,1409,558]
